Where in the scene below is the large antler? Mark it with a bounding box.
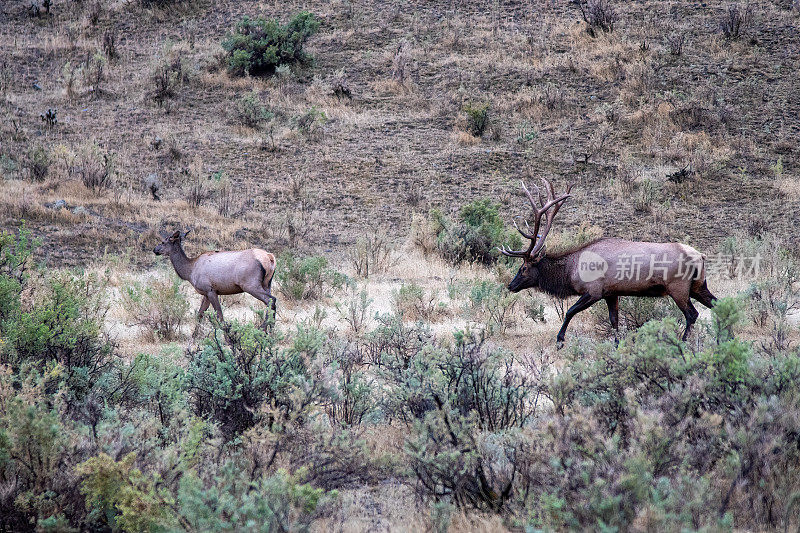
[500,178,574,259]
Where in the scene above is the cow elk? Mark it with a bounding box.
[500,179,717,344]
[154,230,277,332]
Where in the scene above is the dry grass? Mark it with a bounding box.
[3,0,800,527]
[1,0,798,265]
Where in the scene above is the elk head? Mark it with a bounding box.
[500,178,573,292]
[153,229,190,256]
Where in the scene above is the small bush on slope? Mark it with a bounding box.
[431,198,523,266]
[222,12,320,76]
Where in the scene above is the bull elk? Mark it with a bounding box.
[500,179,717,344]
[154,230,277,330]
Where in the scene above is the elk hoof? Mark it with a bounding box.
[556,337,565,350]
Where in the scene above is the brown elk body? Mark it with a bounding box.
[154,231,277,329]
[501,180,717,343]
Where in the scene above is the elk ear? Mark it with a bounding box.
[182,230,191,239]
[169,230,181,242]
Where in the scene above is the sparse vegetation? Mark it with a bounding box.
[719,3,753,40]
[0,220,800,530]
[75,142,114,191]
[464,280,520,334]
[149,47,191,106]
[122,273,190,341]
[23,145,50,181]
[346,230,394,278]
[392,282,443,321]
[2,0,800,529]
[235,90,273,128]
[576,0,618,37]
[390,39,412,89]
[276,252,347,301]
[294,105,327,137]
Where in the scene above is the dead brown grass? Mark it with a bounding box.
[2,3,800,524]
[2,0,797,267]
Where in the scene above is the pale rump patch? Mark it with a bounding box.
[251,249,276,284]
[678,243,706,280]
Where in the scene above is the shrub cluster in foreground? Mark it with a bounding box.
[1,227,800,531]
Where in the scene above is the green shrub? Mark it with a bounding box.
[399,330,536,510]
[334,287,372,336]
[364,312,433,370]
[0,226,37,321]
[221,12,320,77]
[464,280,520,334]
[235,90,273,128]
[325,343,375,426]
[121,273,189,341]
[178,463,330,531]
[76,452,173,532]
[187,319,321,438]
[0,153,18,179]
[0,371,71,529]
[392,282,443,321]
[276,252,346,301]
[1,271,113,407]
[463,102,489,137]
[294,105,327,137]
[432,199,523,265]
[123,349,189,430]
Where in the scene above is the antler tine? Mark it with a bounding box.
[503,178,575,260]
[534,181,546,206]
[498,244,530,258]
[529,192,572,259]
[512,217,535,240]
[540,177,556,203]
[519,180,538,211]
[524,220,534,236]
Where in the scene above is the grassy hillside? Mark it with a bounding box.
[2,1,800,531]
[2,0,798,264]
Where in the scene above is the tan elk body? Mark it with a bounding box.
[501,179,717,343]
[154,231,277,328]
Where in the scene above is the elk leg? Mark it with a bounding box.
[197,296,210,319]
[605,296,620,342]
[557,294,601,344]
[265,276,277,324]
[207,290,224,321]
[245,287,277,329]
[193,296,211,337]
[671,295,699,340]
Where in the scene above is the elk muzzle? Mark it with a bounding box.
[507,265,537,292]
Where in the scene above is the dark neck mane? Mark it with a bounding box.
[536,255,577,299]
[535,238,609,298]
